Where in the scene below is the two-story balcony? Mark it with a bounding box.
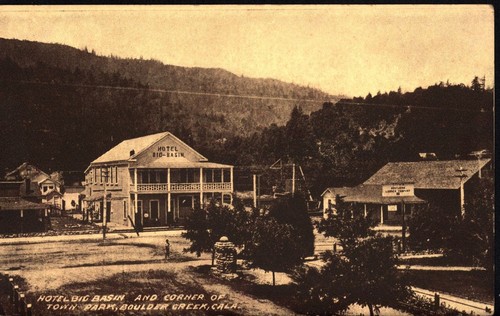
[131,182,232,194]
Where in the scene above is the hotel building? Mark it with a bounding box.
[83,132,233,228]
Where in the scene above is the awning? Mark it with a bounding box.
[324,185,426,205]
[132,161,233,169]
[83,192,111,202]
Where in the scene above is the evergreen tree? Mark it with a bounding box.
[247,216,302,286]
[285,106,316,163]
[268,194,315,258]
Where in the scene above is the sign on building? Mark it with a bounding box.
[382,183,415,197]
[387,204,398,211]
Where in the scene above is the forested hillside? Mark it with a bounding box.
[0,38,336,173]
[215,80,493,195]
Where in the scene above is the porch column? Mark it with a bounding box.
[230,167,234,192]
[230,167,234,204]
[380,205,384,225]
[364,204,367,218]
[134,168,139,225]
[459,183,465,217]
[167,168,171,222]
[200,167,204,207]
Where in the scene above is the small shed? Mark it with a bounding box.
[0,197,49,233]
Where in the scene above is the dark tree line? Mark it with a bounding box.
[0,35,493,200]
[213,79,493,197]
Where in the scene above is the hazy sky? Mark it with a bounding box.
[0,5,494,96]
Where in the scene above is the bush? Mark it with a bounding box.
[408,204,454,251]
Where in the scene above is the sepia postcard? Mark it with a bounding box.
[0,5,494,315]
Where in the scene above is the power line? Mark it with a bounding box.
[1,79,491,113]
[335,101,491,114]
[0,79,330,104]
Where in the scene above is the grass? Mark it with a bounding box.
[191,265,301,313]
[402,270,494,304]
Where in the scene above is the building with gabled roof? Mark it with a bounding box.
[363,159,491,189]
[84,131,233,228]
[0,180,49,233]
[322,159,492,226]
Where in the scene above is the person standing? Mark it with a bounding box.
[165,239,170,260]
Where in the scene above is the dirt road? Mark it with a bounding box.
[0,234,295,315]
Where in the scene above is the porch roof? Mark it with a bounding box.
[132,161,233,169]
[83,192,111,202]
[0,197,48,211]
[322,184,426,205]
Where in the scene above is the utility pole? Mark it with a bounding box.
[292,163,296,197]
[102,167,109,240]
[455,167,467,218]
[401,201,406,253]
[252,174,262,209]
[253,174,257,208]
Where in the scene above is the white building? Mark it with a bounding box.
[84,132,234,228]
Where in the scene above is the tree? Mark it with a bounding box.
[247,216,302,286]
[267,194,315,258]
[181,205,212,257]
[471,76,483,92]
[316,196,375,252]
[182,199,253,262]
[295,197,411,315]
[285,106,316,163]
[445,174,494,269]
[408,203,454,251]
[294,237,411,316]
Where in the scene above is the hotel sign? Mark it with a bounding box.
[152,145,185,158]
[382,183,414,197]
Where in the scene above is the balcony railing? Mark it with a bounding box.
[132,182,231,193]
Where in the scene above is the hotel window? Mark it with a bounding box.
[203,169,214,183]
[213,169,222,182]
[159,171,167,183]
[223,169,231,183]
[95,167,99,183]
[170,169,181,183]
[123,201,127,219]
[140,171,148,184]
[180,169,199,183]
[101,167,105,183]
[114,166,118,184]
[149,170,160,184]
[110,167,113,184]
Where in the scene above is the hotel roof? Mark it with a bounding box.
[91,132,208,164]
[363,159,491,189]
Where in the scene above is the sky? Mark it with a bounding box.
[0,5,494,97]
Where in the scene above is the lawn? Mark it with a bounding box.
[403,270,494,304]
